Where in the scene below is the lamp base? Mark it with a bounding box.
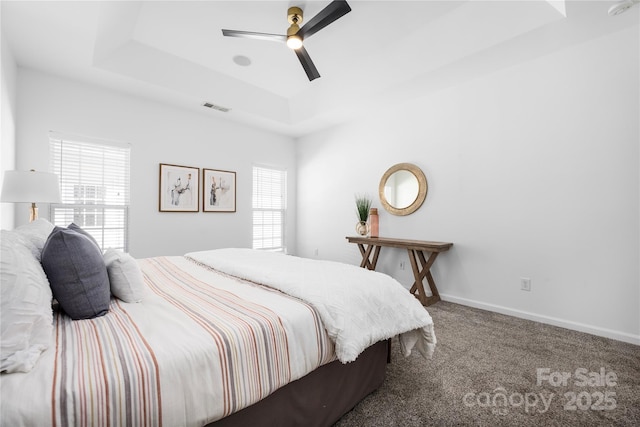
[29,203,38,222]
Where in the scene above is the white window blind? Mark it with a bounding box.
[49,134,130,252]
[252,165,287,252]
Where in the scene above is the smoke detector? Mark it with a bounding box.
[608,0,639,16]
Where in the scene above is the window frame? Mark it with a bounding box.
[49,132,131,252]
[252,164,287,253]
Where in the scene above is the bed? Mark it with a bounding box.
[1,220,436,427]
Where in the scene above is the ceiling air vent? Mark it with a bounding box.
[202,102,231,113]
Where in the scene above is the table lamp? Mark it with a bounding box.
[1,169,62,222]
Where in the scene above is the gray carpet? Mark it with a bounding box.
[335,301,640,426]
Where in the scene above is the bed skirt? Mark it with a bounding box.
[207,339,389,427]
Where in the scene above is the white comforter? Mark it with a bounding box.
[186,248,437,363]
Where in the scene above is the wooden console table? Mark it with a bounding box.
[345,236,453,307]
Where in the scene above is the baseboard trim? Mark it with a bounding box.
[439,293,640,346]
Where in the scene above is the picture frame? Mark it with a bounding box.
[203,168,236,212]
[159,163,200,212]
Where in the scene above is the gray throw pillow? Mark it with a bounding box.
[41,226,110,320]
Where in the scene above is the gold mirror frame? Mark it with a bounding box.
[379,163,428,216]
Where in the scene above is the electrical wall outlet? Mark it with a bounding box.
[520,277,532,291]
[314,248,319,256]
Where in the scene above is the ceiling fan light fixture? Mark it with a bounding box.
[286,7,304,49]
[286,34,303,50]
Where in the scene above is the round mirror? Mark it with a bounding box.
[379,163,427,216]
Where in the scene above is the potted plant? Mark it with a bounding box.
[355,194,372,236]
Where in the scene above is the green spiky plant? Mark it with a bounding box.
[355,194,372,222]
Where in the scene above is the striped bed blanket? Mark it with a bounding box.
[1,256,334,427]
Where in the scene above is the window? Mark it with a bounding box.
[49,133,130,252]
[252,165,287,252]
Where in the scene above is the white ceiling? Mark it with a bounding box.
[1,0,637,137]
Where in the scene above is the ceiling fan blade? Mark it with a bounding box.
[222,29,286,43]
[294,46,321,81]
[298,0,351,40]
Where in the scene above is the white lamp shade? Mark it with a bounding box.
[1,170,62,203]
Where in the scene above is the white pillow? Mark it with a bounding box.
[14,219,55,261]
[103,249,146,303]
[1,230,53,373]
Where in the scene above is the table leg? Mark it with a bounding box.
[418,251,440,300]
[408,249,441,306]
[356,243,381,270]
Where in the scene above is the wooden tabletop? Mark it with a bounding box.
[345,236,453,252]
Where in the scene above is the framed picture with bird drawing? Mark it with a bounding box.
[203,168,236,213]
[159,163,200,212]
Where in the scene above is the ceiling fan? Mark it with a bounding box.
[221,1,352,81]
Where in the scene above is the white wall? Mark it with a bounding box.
[0,28,17,229]
[296,26,639,344]
[15,69,297,258]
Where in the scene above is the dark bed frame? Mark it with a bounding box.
[208,339,389,427]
